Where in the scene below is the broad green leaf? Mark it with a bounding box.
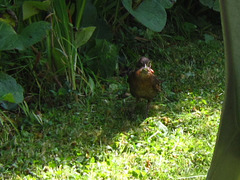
[1,93,15,103]
[23,0,51,20]
[200,0,220,12]
[94,19,113,40]
[182,22,197,33]
[159,0,175,9]
[212,1,220,11]
[204,34,214,43]
[0,21,21,50]
[75,26,96,48]
[0,72,24,105]
[81,0,97,27]
[20,21,51,49]
[57,87,68,96]
[0,21,51,50]
[86,39,118,78]
[81,0,113,40]
[122,0,167,32]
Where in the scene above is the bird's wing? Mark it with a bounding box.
[152,77,161,92]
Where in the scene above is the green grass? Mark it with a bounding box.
[0,39,224,179]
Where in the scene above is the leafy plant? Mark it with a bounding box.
[75,26,96,48]
[200,0,219,11]
[48,0,97,95]
[122,0,175,32]
[0,21,51,50]
[0,72,23,137]
[22,0,51,20]
[0,72,24,109]
[86,39,119,78]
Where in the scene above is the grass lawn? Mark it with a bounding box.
[0,39,225,179]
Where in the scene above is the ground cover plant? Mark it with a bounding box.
[0,0,225,179]
[0,38,224,179]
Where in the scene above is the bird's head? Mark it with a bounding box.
[137,57,151,68]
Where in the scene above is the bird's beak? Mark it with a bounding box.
[143,64,149,71]
[144,64,155,74]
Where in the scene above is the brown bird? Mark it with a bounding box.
[128,57,161,117]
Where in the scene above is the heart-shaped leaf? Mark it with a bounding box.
[200,0,220,11]
[158,0,175,9]
[75,26,96,48]
[0,21,51,50]
[0,72,24,105]
[122,0,167,32]
[22,0,51,20]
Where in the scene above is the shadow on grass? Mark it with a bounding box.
[0,74,224,179]
[0,90,154,177]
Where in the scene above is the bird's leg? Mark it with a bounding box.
[136,98,140,103]
[146,100,151,118]
[131,98,139,112]
[135,98,140,110]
